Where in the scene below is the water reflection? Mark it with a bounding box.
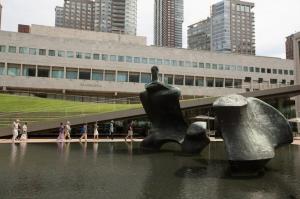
[10,143,17,166]
[19,142,27,164]
[79,141,88,159]
[93,142,99,161]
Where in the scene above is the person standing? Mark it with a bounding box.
[20,122,28,141]
[94,121,99,141]
[109,120,114,140]
[11,119,19,142]
[57,122,65,141]
[64,121,72,140]
[125,121,134,142]
[80,123,88,142]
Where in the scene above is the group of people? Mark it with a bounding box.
[11,119,28,142]
[57,121,72,141]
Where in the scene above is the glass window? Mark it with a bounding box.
[157,59,163,65]
[199,63,204,68]
[93,53,100,60]
[105,70,115,81]
[129,72,140,83]
[243,66,248,72]
[8,46,16,53]
[52,67,64,79]
[261,68,266,73]
[39,49,46,56]
[234,79,242,88]
[19,47,28,54]
[164,59,170,65]
[171,60,178,66]
[255,67,260,73]
[192,62,198,68]
[67,51,74,58]
[29,48,37,55]
[7,63,21,76]
[58,50,65,57]
[142,57,148,64]
[0,45,6,52]
[110,55,117,61]
[206,77,214,87]
[284,70,288,75]
[289,70,294,75]
[76,52,83,59]
[84,53,91,59]
[66,68,78,79]
[117,71,128,82]
[174,75,184,85]
[158,74,163,82]
[212,64,218,70]
[118,56,124,62]
[282,79,286,84]
[185,61,191,67]
[126,56,132,63]
[270,79,277,84]
[23,65,36,77]
[249,67,254,72]
[48,50,56,56]
[38,66,50,77]
[195,77,204,87]
[206,63,211,69]
[215,78,224,87]
[134,57,140,63]
[237,66,243,71]
[79,69,91,80]
[267,68,271,74]
[102,54,108,61]
[278,69,283,75]
[164,74,174,85]
[273,69,277,74]
[179,61,184,67]
[149,58,156,65]
[92,70,103,81]
[185,76,194,86]
[225,79,233,88]
[141,73,151,84]
[225,65,230,70]
[0,63,5,75]
[290,80,295,85]
[218,64,224,70]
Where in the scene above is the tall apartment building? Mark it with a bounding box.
[286,34,294,60]
[154,0,184,48]
[55,0,137,35]
[212,0,255,55]
[187,17,211,50]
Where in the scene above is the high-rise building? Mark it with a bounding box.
[286,34,294,60]
[0,2,2,30]
[211,0,255,55]
[187,17,211,51]
[55,0,137,35]
[154,0,184,48]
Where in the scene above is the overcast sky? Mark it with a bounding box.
[1,0,300,58]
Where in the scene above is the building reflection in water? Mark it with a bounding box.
[93,142,99,162]
[80,141,88,159]
[19,142,27,164]
[10,143,18,166]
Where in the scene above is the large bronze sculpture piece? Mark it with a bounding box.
[140,66,210,153]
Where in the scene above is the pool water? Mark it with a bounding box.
[0,142,299,199]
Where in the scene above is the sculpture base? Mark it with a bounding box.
[229,159,270,174]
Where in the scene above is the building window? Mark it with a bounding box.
[243,66,248,72]
[179,61,184,67]
[109,55,116,62]
[185,61,191,67]
[142,58,148,64]
[185,76,194,86]
[290,80,294,85]
[39,49,46,56]
[0,45,6,52]
[164,74,174,85]
[215,78,224,87]
[225,79,233,88]
[273,69,277,74]
[199,63,204,68]
[157,59,163,65]
[134,57,141,63]
[38,66,50,77]
[19,47,28,54]
[0,63,4,75]
[118,56,124,62]
[237,66,243,71]
[93,54,100,60]
[84,53,91,59]
[164,59,170,65]
[174,75,184,85]
[58,51,65,57]
[206,63,211,69]
[102,54,108,61]
[105,70,115,81]
[129,72,140,83]
[67,51,74,58]
[76,52,83,59]
[23,65,36,77]
[270,79,277,84]
[282,79,286,84]
[212,64,218,70]
[261,68,266,73]
[126,56,133,63]
[8,46,16,53]
[171,60,178,66]
[52,67,64,79]
[192,62,198,68]
[225,65,230,70]
[206,77,214,87]
[92,70,103,81]
[7,63,21,76]
[284,70,288,75]
[66,68,78,79]
[48,50,56,56]
[234,79,242,88]
[195,77,204,87]
[249,67,254,72]
[117,71,128,82]
[79,69,91,80]
[267,68,271,74]
[289,70,294,75]
[218,64,224,70]
[278,69,283,75]
[141,73,151,84]
[28,48,37,55]
[255,67,260,73]
[149,58,156,65]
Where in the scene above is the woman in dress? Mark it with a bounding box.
[20,122,28,141]
[94,122,99,141]
[125,121,134,142]
[11,119,19,142]
[57,122,65,141]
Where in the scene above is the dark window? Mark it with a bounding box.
[174,75,184,85]
[129,72,140,83]
[38,67,50,77]
[164,74,173,85]
[185,76,194,86]
[270,79,277,84]
[244,77,251,82]
[79,70,91,80]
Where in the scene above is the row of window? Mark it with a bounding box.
[0,63,294,88]
[0,44,294,76]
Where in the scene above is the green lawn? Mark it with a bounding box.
[0,94,142,127]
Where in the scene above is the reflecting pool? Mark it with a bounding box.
[0,142,300,199]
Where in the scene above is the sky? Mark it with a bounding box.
[1,0,300,59]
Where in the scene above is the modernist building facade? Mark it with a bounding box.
[0,25,295,99]
[286,34,294,60]
[154,0,184,48]
[55,0,137,35]
[187,17,211,51]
